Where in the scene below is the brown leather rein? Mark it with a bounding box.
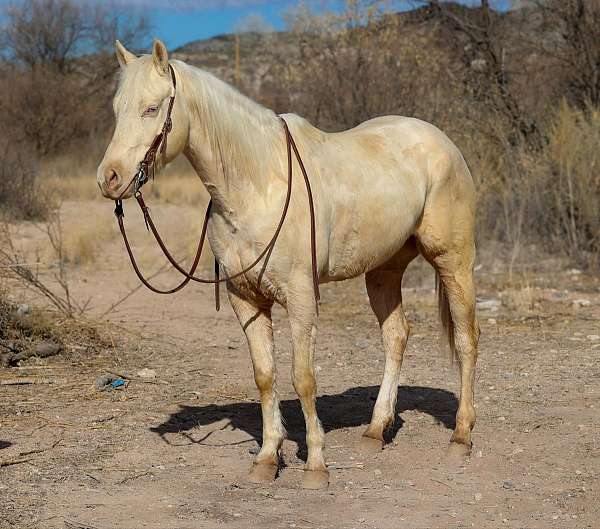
[113,64,320,311]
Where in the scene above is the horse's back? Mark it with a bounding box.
[292,114,474,280]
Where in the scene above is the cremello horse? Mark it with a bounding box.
[98,40,479,490]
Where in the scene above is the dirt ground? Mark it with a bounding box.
[1,200,599,529]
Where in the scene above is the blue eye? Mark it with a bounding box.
[142,105,158,117]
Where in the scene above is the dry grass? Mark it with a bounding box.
[62,221,115,266]
[43,154,208,207]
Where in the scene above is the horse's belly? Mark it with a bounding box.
[324,189,423,280]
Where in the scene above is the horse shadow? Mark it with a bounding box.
[150,386,457,461]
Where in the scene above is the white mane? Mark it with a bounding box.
[175,60,286,191]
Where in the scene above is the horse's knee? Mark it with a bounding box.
[292,368,316,398]
[253,365,274,392]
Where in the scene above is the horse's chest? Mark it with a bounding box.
[208,222,284,304]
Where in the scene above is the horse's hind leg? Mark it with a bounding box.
[416,185,479,455]
[228,287,285,483]
[430,254,479,455]
[360,240,418,452]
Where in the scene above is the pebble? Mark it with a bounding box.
[474,492,483,501]
[498,416,506,422]
[35,341,61,357]
[477,298,501,310]
[587,335,599,341]
[137,368,156,379]
[572,299,591,307]
[374,469,382,476]
[502,480,514,490]
[16,304,30,316]
[487,318,497,325]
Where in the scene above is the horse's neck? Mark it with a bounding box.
[179,63,284,213]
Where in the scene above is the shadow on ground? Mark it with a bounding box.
[151,386,457,461]
[0,440,11,450]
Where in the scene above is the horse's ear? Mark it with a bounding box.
[152,39,169,76]
[115,40,136,69]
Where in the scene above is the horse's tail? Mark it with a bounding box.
[435,271,457,362]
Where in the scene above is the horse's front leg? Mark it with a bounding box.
[228,286,285,483]
[287,277,328,489]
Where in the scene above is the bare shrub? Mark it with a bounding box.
[533,0,600,108]
[0,212,90,318]
[274,1,450,131]
[0,141,48,220]
[0,0,150,157]
[537,102,600,264]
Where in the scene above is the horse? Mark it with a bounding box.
[97,39,479,490]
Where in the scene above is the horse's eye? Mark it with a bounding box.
[142,105,158,117]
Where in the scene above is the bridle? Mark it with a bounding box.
[113,63,320,311]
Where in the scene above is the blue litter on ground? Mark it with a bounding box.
[111,378,126,388]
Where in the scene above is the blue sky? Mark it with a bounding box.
[148,1,314,49]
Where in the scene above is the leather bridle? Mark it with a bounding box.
[113,63,320,311]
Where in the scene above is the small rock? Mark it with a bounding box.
[502,480,514,490]
[498,416,506,421]
[477,298,501,310]
[34,341,61,358]
[474,492,483,501]
[587,335,600,342]
[16,304,30,317]
[572,299,591,307]
[374,469,382,476]
[137,368,156,379]
[487,318,497,325]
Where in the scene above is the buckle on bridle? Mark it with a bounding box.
[133,165,149,194]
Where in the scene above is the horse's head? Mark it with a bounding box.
[97,39,188,200]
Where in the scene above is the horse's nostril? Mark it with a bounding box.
[106,169,120,190]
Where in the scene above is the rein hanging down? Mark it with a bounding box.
[114,64,320,310]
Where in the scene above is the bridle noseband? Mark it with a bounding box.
[114,63,320,311]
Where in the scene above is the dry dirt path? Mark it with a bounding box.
[1,201,599,529]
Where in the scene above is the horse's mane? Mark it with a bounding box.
[175,59,285,190]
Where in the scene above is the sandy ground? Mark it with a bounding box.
[1,200,599,529]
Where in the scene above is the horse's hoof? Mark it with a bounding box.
[445,441,471,464]
[248,463,278,484]
[358,435,384,453]
[301,469,329,490]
